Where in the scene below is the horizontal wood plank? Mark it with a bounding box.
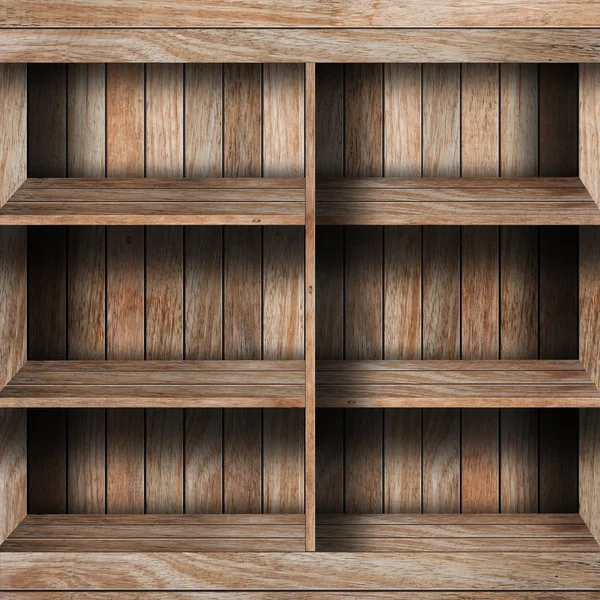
[316,178,600,225]
[2,30,600,63]
[0,179,305,225]
[316,360,600,408]
[0,361,305,408]
[1,552,599,590]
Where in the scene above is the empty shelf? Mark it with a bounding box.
[316,360,600,407]
[316,514,600,553]
[0,360,306,407]
[1,514,306,552]
[316,177,600,225]
[0,178,306,225]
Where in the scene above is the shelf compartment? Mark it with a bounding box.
[0,360,306,408]
[316,360,600,407]
[316,177,600,225]
[1,514,306,552]
[0,178,306,225]
[316,514,600,553]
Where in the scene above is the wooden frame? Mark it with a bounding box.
[1,60,600,593]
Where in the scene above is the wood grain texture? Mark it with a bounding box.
[581,226,600,390]
[0,409,26,544]
[5,2,600,28]
[0,65,26,207]
[185,64,222,178]
[0,227,26,389]
[305,62,316,551]
[4,30,600,63]
[581,64,600,206]
[383,64,420,177]
[581,409,600,545]
[5,552,599,590]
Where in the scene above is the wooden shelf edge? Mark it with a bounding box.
[0,360,307,409]
[0,178,307,226]
[316,177,600,225]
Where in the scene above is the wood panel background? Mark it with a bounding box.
[26,63,305,515]
[315,63,580,514]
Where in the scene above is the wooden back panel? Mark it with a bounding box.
[26,63,305,515]
[315,63,580,514]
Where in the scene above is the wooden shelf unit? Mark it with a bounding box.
[1,59,600,594]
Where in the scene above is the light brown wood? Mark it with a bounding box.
[581,227,600,391]
[4,31,600,63]
[0,410,26,544]
[581,409,600,546]
[0,65,26,208]
[316,361,600,408]
[305,62,316,551]
[3,551,599,590]
[581,65,600,207]
[1,361,306,408]
[1,180,306,225]
[316,179,600,225]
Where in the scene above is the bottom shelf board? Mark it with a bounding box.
[316,360,600,407]
[0,514,306,552]
[316,514,600,553]
[0,360,306,408]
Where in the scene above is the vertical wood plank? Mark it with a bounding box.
[106,63,145,514]
[145,63,184,514]
[422,64,460,515]
[185,64,222,178]
[183,64,224,515]
[460,64,500,515]
[499,63,539,514]
[581,65,600,206]
[581,227,600,392]
[423,408,460,514]
[580,409,600,545]
[146,408,183,513]
[27,64,68,514]
[0,409,26,543]
[261,63,304,515]
[0,65,26,207]
[344,64,383,515]
[382,65,422,516]
[304,62,316,549]
[263,64,304,178]
[538,65,579,514]
[224,64,261,177]
[314,64,344,516]
[185,409,222,514]
[383,64,421,177]
[222,63,262,514]
[66,64,106,515]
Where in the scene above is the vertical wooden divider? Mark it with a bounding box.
[145,64,184,514]
[106,63,145,513]
[27,64,68,514]
[305,62,316,551]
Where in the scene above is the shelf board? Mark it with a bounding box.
[0,360,306,408]
[1,514,306,553]
[316,360,600,407]
[316,177,600,225]
[0,178,306,225]
[316,514,600,553]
